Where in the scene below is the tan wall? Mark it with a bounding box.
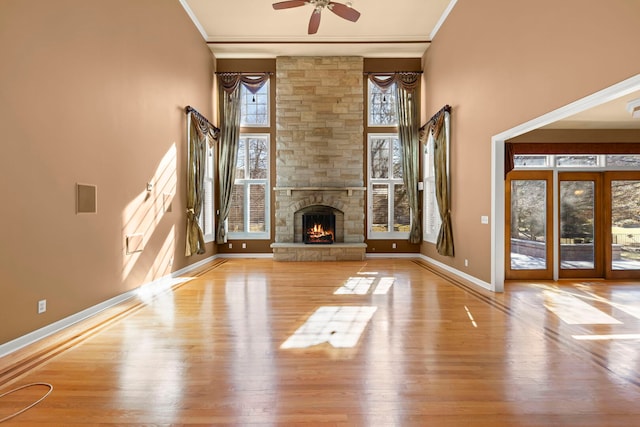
[0,0,215,344]
[422,0,640,283]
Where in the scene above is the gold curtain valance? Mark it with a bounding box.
[367,71,421,92]
[217,72,271,94]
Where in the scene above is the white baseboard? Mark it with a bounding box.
[366,252,420,259]
[0,254,219,359]
[218,253,274,259]
[417,254,494,292]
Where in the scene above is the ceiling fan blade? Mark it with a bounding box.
[328,2,361,22]
[273,0,308,10]
[308,9,321,34]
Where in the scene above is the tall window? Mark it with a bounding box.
[200,142,215,242]
[226,77,271,240]
[228,135,269,238]
[423,113,450,244]
[368,135,410,238]
[423,131,440,243]
[367,78,409,239]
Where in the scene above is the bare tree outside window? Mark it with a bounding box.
[228,135,269,237]
[369,136,410,237]
[369,81,397,126]
[240,82,269,127]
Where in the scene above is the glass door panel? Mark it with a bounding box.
[558,173,602,278]
[606,172,640,278]
[506,171,553,280]
[559,180,595,269]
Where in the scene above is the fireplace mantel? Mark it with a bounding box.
[274,187,366,196]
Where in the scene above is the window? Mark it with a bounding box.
[514,155,548,168]
[368,79,397,127]
[514,154,640,170]
[200,142,215,242]
[226,76,271,240]
[423,131,440,243]
[423,113,450,244]
[368,135,410,239]
[556,155,599,167]
[367,77,409,239]
[240,80,269,127]
[606,155,640,168]
[228,135,270,239]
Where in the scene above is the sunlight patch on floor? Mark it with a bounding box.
[464,305,478,328]
[575,284,640,320]
[136,277,193,304]
[543,290,622,325]
[281,306,377,349]
[334,277,395,295]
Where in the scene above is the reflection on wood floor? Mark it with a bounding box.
[2,258,640,425]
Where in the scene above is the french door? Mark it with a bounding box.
[506,171,640,280]
[605,172,640,279]
[506,171,553,280]
[558,172,602,278]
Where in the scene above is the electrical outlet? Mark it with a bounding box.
[38,299,47,314]
[392,243,397,249]
[242,243,246,249]
[464,259,469,267]
[228,243,233,249]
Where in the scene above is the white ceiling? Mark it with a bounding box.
[180,0,456,58]
[541,89,640,130]
[179,0,640,130]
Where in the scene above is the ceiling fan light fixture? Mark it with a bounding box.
[273,0,360,34]
[626,98,640,119]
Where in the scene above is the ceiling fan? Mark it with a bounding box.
[272,0,361,35]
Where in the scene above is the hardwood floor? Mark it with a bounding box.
[2,258,640,425]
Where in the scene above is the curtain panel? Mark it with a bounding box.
[185,111,219,256]
[421,106,454,257]
[395,73,422,243]
[216,73,270,244]
[369,72,422,243]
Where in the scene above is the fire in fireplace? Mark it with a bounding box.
[302,211,336,244]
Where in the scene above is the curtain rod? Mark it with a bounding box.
[421,105,451,130]
[185,106,219,132]
[363,71,423,75]
[214,71,274,76]
[428,104,451,122]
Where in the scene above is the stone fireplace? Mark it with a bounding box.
[271,56,367,261]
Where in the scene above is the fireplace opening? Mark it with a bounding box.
[302,211,336,244]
